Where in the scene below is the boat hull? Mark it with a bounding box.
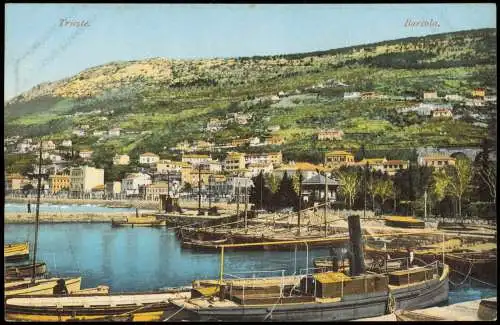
[5,291,190,322]
[6,262,47,279]
[5,277,82,297]
[176,266,449,322]
[5,242,30,262]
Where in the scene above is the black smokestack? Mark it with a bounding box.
[348,215,365,276]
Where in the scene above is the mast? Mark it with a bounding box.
[31,140,43,284]
[198,164,201,214]
[244,178,248,230]
[324,154,328,237]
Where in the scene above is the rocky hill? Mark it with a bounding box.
[4,28,497,163]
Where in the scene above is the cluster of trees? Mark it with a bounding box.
[249,171,301,212]
[248,139,496,220]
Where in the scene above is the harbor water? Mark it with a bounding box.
[4,223,496,303]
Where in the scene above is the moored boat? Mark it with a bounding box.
[181,238,228,251]
[5,277,83,297]
[167,215,450,322]
[6,262,47,279]
[5,290,191,322]
[5,242,30,262]
[111,216,167,227]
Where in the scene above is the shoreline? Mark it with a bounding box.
[4,211,136,224]
[5,197,240,211]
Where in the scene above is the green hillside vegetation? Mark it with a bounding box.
[4,28,496,164]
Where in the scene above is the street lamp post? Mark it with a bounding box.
[324,153,328,238]
[198,164,202,215]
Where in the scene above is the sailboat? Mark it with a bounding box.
[4,141,84,296]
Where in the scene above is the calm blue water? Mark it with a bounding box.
[5,202,137,213]
[4,223,496,304]
[4,223,330,292]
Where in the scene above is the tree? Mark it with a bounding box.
[478,163,497,204]
[273,172,299,210]
[443,158,473,219]
[22,183,34,197]
[373,178,394,213]
[249,171,273,210]
[335,168,360,209]
[265,173,280,194]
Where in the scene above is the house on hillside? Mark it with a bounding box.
[432,109,453,119]
[344,92,361,99]
[423,91,438,100]
[325,150,355,168]
[317,129,344,141]
[79,149,93,160]
[109,128,121,137]
[139,152,160,165]
[113,154,130,165]
[472,88,486,99]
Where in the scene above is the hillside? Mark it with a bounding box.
[4,28,497,163]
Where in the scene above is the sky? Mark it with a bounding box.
[4,3,497,100]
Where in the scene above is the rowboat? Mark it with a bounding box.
[6,262,47,279]
[5,290,191,322]
[5,242,30,262]
[111,216,167,227]
[5,277,83,297]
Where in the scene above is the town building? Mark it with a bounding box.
[245,152,283,167]
[195,140,215,151]
[69,166,104,197]
[113,154,130,165]
[105,181,122,199]
[49,174,70,194]
[16,142,32,153]
[139,152,160,165]
[472,88,486,98]
[423,91,438,100]
[267,125,281,132]
[382,160,410,176]
[301,174,339,204]
[93,130,106,137]
[445,94,464,102]
[264,135,285,146]
[419,155,456,169]
[274,162,326,180]
[248,137,261,146]
[317,129,344,141]
[72,129,85,137]
[224,152,246,171]
[432,109,453,119]
[42,140,56,151]
[145,182,170,201]
[61,140,72,147]
[231,138,249,147]
[325,150,355,168]
[175,141,191,152]
[108,128,121,137]
[121,173,152,196]
[247,162,274,177]
[6,174,27,192]
[206,119,224,132]
[344,92,361,99]
[224,176,254,202]
[79,149,94,160]
[181,154,212,166]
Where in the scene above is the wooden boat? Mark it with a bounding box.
[168,262,449,321]
[111,216,167,227]
[5,277,83,297]
[5,290,191,322]
[6,262,47,279]
[5,242,30,262]
[167,215,450,321]
[181,238,228,251]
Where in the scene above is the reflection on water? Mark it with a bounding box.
[4,223,496,303]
